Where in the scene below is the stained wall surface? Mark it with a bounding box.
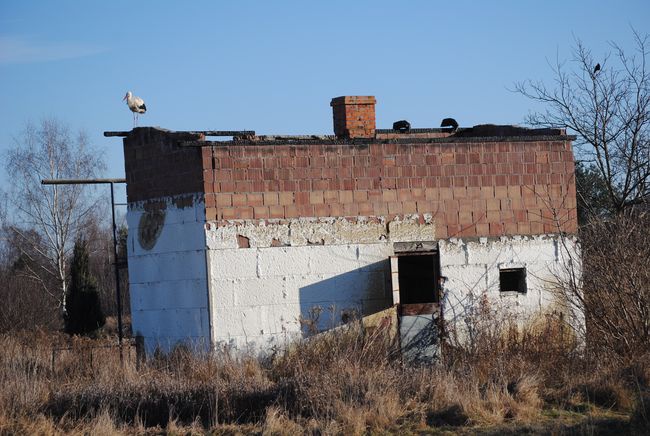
[205,216,435,350]
[126,196,211,353]
[118,121,580,353]
[439,235,581,337]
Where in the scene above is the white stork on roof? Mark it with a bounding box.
[123,91,146,127]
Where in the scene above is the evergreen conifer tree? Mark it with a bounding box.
[64,238,105,335]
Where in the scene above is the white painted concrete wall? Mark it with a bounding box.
[206,215,435,351]
[126,196,211,354]
[126,202,580,354]
[204,217,580,351]
[204,216,437,351]
[439,235,581,341]
[206,243,393,351]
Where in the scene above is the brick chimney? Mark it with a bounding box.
[330,96,376,139]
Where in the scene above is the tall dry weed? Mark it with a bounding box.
[0,303,644,433]
[261,406,303,436]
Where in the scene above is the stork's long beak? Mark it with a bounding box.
[122,94,127,101]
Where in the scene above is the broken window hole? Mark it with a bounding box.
[499,267,527,294]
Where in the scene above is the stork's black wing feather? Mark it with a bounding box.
[139,103,147,112]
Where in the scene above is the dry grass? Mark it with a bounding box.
[0,314,646,435]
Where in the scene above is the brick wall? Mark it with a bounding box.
[202,138,578,238]
[123,128,205,203]
[331,96,376,138]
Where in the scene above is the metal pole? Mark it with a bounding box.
[110,183,125,356]
[41,178,126,358]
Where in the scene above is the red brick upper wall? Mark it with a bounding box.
[202,138,577,238]
[123,128,205,203]
[119,100,577,238]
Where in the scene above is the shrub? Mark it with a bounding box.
[64,238,105,335]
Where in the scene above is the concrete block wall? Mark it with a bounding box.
[126,196,211,353]
[207,241,393,350]
[439,235,580,336]
[204,216,436,350]
[204,221,580,350]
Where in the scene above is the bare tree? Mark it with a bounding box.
[553,211,650,360]
[515,30,650,213]
[4,119,105,314]
[0,192,6,227]
[0,234,62,332]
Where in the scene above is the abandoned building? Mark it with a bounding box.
[107,95,580,356]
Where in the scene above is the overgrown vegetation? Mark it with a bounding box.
[0,249,646,434]
[3,214,647,435]
[64,238,105,336]
[0,243,648,435]
[581,213,650,358]
[0,185,647,435]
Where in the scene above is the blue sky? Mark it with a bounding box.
[1,0,648,204]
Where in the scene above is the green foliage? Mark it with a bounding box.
[575,161,616,224]
[64,238,105,335]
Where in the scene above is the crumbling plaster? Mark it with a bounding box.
[205,214,436,249]
[126,195,580,353]
[205,214,436,350]
[439,235,581,338]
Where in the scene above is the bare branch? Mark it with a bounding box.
[515,30,650,215]
[3,119,106,311]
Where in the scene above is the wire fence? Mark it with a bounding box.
[50,337,144,372]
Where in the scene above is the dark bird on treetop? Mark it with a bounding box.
[594,63,601,74]
[441,118,459,131]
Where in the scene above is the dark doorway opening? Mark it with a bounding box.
[397,252,440,304]
[393,249,442,363]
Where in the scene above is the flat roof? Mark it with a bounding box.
[104,125,575,146]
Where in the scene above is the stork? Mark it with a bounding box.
[123,91,146,127]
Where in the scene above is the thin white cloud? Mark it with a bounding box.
[0,35,106,64]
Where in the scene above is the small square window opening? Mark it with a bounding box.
[499,268,527,294]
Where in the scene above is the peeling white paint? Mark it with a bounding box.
[127,196,211,354]
[205,215,436,249]
[207,242,393,351]
[126,198,580,354]
[439,235,581,341]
